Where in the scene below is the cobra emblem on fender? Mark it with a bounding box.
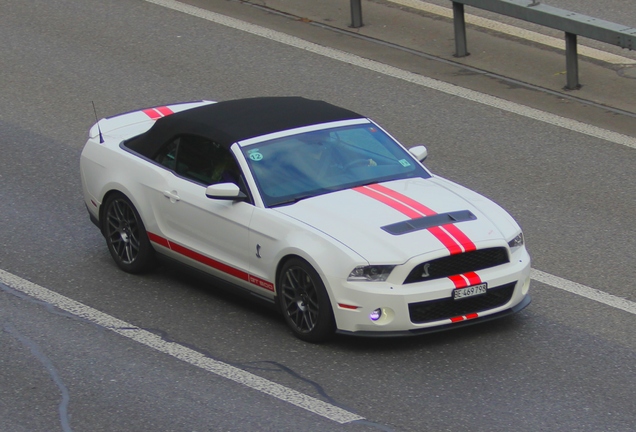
[421,263,431,278]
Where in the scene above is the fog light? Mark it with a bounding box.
[369,308,382,321]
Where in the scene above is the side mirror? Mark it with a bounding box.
[205,183,247,200]
[409,145,428,162]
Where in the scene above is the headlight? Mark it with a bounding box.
[348,265,395,282]
[507,232,524,251]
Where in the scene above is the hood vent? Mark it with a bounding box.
[381,210,477,236]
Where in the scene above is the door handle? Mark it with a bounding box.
[163,190,180,203]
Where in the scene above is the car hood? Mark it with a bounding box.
[273,177,520,264]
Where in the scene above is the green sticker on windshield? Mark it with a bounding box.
[248,148,263,161]
[399,159,411,167]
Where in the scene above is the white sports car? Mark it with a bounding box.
[80,97,531,342]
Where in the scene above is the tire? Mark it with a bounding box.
[277,258,336,343]
[102,193,155,274]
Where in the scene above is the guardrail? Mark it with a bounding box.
[351,0,363,28]
[349,0,636,90]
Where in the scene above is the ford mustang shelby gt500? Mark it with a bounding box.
[80,97,530,342]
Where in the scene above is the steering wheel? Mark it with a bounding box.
[344,158,372,170]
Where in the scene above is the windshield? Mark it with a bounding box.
[241,122,431,207]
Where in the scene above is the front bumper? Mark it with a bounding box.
[327,250,531,334]
[336,293,531,337]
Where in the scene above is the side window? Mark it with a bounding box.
[154,138,178,170]
[154,135,240,186]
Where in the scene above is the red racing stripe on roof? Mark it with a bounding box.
[142,106,174,120]
[155,106,174,117]
[142,108,162,120]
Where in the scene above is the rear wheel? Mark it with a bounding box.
[103,193,155,273]
[278,258,336,343]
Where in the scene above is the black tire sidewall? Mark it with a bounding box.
[277,258,336,343]
[102,193,155,274]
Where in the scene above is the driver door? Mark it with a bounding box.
[148,135,256,292]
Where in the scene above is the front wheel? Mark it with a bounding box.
[102,193,155,274]
[277,258,336,343]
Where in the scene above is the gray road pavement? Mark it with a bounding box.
[1,0,635,431]
[224,0,636,131]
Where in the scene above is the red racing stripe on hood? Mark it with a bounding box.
[366,183,476,253]
[366,183,436,216]
[353,185,462,255]
[354,183,483,289]
[353,185,422,218]
[354,184,477,255]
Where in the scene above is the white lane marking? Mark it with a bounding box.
[531,269,636,315]
[0,269,364,425]
[143,0,636,150]
[387,0,636,65]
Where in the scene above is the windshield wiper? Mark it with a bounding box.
[271,193,316,207]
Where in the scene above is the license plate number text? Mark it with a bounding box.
[453,283,487,300]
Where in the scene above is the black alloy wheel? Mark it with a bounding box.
[278,258,335,343]
[103,193,155,274]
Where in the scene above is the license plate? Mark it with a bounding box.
[453,283,487,300]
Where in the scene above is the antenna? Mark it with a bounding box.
[91,101,105,143]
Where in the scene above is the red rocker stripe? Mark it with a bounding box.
[147,232,274,291]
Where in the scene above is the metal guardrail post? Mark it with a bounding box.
[452,2,469,57]
[449,0,635,89]
[350,0,363,28]
[564,32,581,90]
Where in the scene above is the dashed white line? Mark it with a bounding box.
[3,0,634,424]
[143,0,636,150]
[531,269,636,315]
[1,265,635,424]
[0,269,364,425]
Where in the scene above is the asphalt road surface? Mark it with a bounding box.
[1,0,635,431]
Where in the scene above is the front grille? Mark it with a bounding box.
[408,282,516,324]
[404,247,509,284]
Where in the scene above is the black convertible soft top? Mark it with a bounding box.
[126,97,364,158]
